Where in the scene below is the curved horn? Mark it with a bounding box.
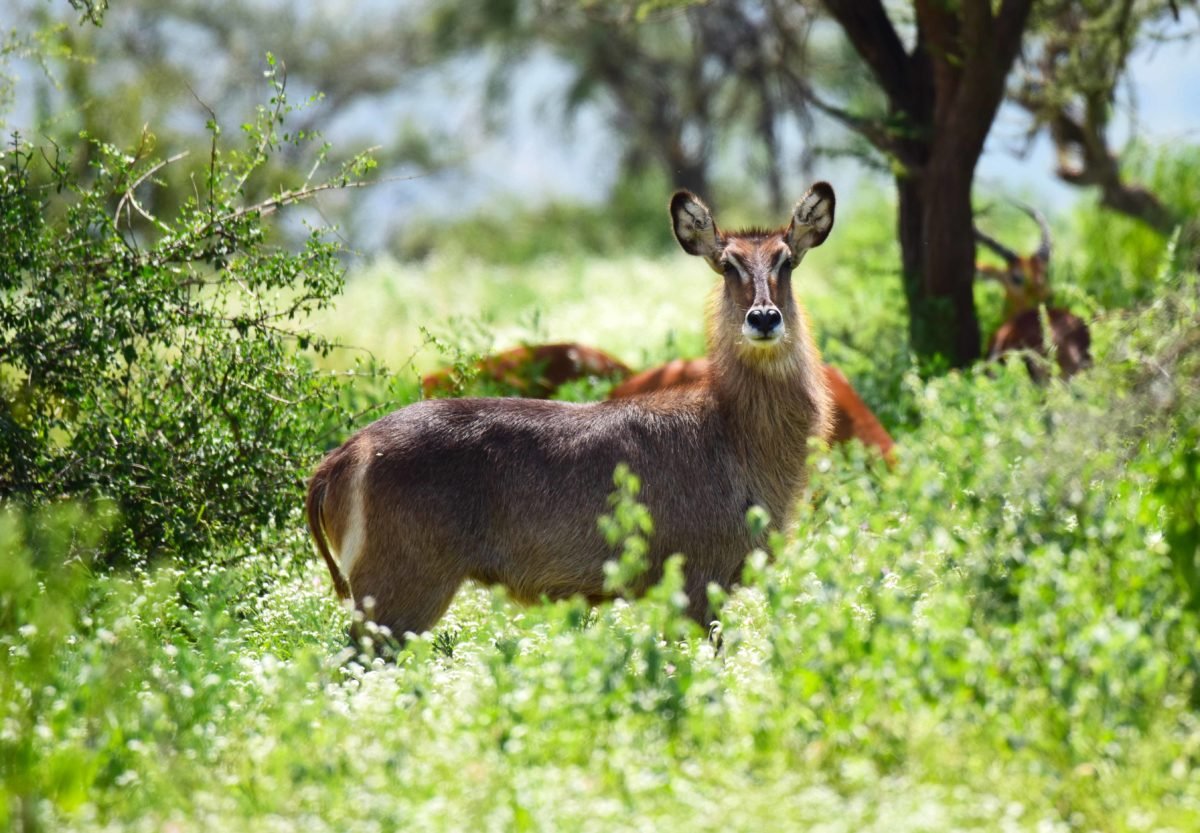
[974,227,1020,265]
[1015,201,1052,265]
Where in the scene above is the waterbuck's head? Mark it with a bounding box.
[670,183,835,367]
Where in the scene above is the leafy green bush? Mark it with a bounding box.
[5,255,1200,831]
[1120,249,1200,613]
[0,64,373,564]
[0,502,345,829]
[1065,143,1200,309]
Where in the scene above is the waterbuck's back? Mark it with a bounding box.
[318,393,754,608]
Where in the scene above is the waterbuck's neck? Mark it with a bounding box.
[668,182,837,522]
[708,296,832,520]
[710,310,828,435]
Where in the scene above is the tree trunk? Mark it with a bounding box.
[822,0,1034,371]
[896,175,925,339]
[894,163,981,369]
[913,158,981,366]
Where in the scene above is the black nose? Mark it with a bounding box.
[746,307,782,335]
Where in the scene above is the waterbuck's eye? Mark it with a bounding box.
[722,259,743,282]
[771,248,793,278]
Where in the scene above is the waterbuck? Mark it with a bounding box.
[307,183,836,640]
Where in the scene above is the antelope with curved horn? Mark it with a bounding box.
[308,184,836,639]
[975,204,1092,381]
[974,203,1053,320]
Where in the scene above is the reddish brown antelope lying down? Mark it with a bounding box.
[306,183,836,639]
[421,342,633,399]
[610,359,896,465]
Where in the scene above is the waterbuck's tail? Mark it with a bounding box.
[306,464,352,600]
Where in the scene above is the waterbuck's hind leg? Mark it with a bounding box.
[348,536,465,647]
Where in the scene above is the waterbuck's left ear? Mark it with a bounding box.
[784,182,835,263]
[670,190,724,273]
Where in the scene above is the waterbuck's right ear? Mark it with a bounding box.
[784,182,836,263]
[670,190,724,273]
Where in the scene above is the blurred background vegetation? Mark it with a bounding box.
[2,1,1200,830]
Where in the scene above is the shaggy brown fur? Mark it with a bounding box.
[307,184,836,640]
[611,359,894,464]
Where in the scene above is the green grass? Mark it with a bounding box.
[4,188,1200,831]
[313,251,712,375]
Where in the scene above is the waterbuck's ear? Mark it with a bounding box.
[784,182,835,264]
[670,190,724,272]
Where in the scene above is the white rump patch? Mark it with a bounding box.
[338,461,369,581]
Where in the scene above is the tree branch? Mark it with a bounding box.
[820,0,916,110]
[939,0,1035,165]
[1018,93,1178,234]
[778,72,901,160]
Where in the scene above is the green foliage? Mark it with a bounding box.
[0,503,345,829]
[1066,143,1200,308]
[598,464,655,595]
[0,67,372,564]
[1123,258,1200,612]
[6,258,1200,829]
[67,0,108,26]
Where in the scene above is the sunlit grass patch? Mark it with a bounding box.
[311,241,876,382]
[312,253,702,374]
